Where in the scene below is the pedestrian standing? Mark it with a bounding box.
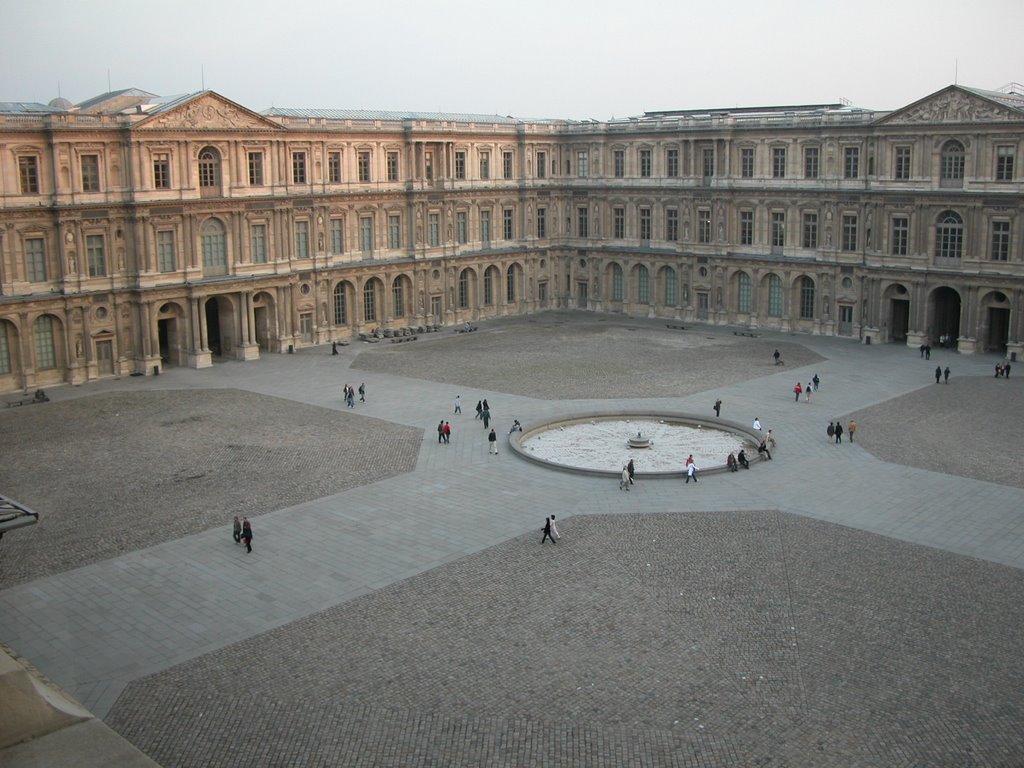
[332,341,338,356]
[834,421,844,444]
[454,395,462,414]
[686,462,699,483]
[232,516,242,544]
[241,518,253,554]
[1006,363,1012,378]
[934,366,942,383]
[794,382,803,402]
[848,419,857,442]
[627,459,635,485]
[812,374,820,391]
[488,428,498,454]
[944,366,951,384]
[438,420,445,444]
[475,400,483,419]
[541,516,557,544]
[925,345,931,360]
[619,465,631,491]
[827,422,835,442]
[773,349,781,365]
[443,421,451,444]
[714,399,722,418]
[753,417,762,433]
[358,382,366,402]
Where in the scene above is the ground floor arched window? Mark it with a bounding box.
[33,315,56,369]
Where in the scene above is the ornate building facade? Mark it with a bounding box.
[0,84,1021,393]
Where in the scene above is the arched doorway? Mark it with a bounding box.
[253,292,277,351]
[884,283,910,342]
[980,290,1011,353]
[157,302,185,366]
[204,296,237,358]
[929,286,961,347]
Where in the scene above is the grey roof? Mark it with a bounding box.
[959,85,1024,112]
[76,88,157,111]
[262,107,526,123]
[0,102,66,114]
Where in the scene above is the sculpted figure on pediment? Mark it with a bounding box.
[890,92,1013,124]
[145,96,272,130]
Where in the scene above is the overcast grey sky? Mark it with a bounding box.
[2,0,1021,119]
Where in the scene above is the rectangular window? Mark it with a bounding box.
[25,237,47,282]
[81,154,100,192]
[329,219,344,255]
[771,211,786,248]
[429,213,440,247]
[698,209,711,243]
[358,151,371,183]
[386,151,399,182]
[86,234,106,277]
[802,212,818,249]
[639,208,651,240]
[614,150,624,178]
[479,152,490,179]
[891,216,909,256]
[157,230,176,272]
[153,153,170,189]
[894,146,912,180]
[666,148,679,177]
[503,208,514,240]
[359,216,373,253]
[388,214,401,249]
[480,209,491,242]
[666,209,679,241]
[18,156,40,194]
[456,211,468,243]
[991,220,1011,261]
[454,151,466,180]
[503,151,514,179]
[613,207,625,239]
[536,207,546,238]
[292,152,307,184]
[328,151,342,183]
[740,210,754,246]
[844,147,860,179]
[741,148,754,178]
[252,224,268,263]
[702,148,714,177]
[577,207,588,238]
[842,214,858,251]
[424,152,434,181]
[0,324,10,375]
[248,151,264,186]
[536,151,546,178]
[804,146,819,179]
[772,147,787,178]
[295,221,309,258]
[639,149,652,178]
[577,150,588,178]
[996,145,1015,181]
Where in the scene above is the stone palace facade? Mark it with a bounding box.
[0,83,1021,393]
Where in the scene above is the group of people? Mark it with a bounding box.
[540,515,560,544]
[437,420,452,444]
[231,516,254,553]
[619,459,635,490]
[726,450,750,471]
[793,374,821,403]
[934,366,951,384]
[995,362,1013,378]
[342,383,366,407]
[918,344,933,359]
[826,420,856,444]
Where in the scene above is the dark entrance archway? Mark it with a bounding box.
[929,287,961,347]
[204,298,223,357]
[981,290,1011,353]
[885,283,911,342]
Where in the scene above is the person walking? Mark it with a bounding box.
[488,428,498,454]
[944,366,951,384]
[686,461,699,483]
[443,421,451,444]
[834,421,844,444]
[773,349,781,365]
[925,345,931,360]
[714,399,722,417]
[812,373,820,391]
[627,459,635,485]
[794,382,803,402]
[848,419,857,442]
[475,400,483,420]
[1005,362,1012,378]
[241,518,253,554]
[827,421,835,442]
[550,515,561,541]
[766,429,776,448]
[757,438,772,460]
[482,407,491,429]
[619,465,631,491]
[541,516,557,544]
[438,420,445,444]
[358,382,366,402]
[232,516,242,545]
[935,365,942,383]
[805,382,812,403]
[454,395,462,414]
[753,417,762,433]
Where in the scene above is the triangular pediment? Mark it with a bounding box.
[877,85,1023,125]
[135,91,283,132]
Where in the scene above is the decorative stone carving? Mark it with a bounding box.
[141,94,279,131]
[887,90,1016,124]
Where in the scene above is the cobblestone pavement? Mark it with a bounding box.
[0,390,421,586]
[2,311,1024,766]
[107,513,1024,767]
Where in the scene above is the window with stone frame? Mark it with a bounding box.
[894,146,912,180]
[804,146,819,179]
[802,212,818,249]
[890,216,909,256]
[81,153,101,192]
[666,208,679,241]
[613,206,625,238]
[772,147,787,178]
[389,214,401,249]
[639,208,651,241]
[934,210,963,259]
[614,150,624,178]
[252,223,269,262]
[612,263,623,300]
[737,271,751,313]
[841,214,858,251]
[455,151,466,180]
[771,211,785,248]
[248,151,264,185]
[329,219,344,254]
[25,237,47,282]
[996,145,1015,181]
[328,151,342,183]
[843,147,860,179]
[666,148,679,177]
[386,151,399,181]
[698,208,712,243]
[153,153,171,189]
[291,151,307,184]
[639,149,652,178]
[990,220,1010,261]
[741,148,754,178]
[503,151,514,179]
[799,276,815,319]
[157,230,176,272]
[392,278,405,317]
[358,151,371,183]
[86,233,107,277]
[363,280,377,321]
[19,155,40,193]
[740,210,754,245]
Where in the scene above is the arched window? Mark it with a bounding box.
[198,146,221,194]
[506,265,516,303]
[935,210,963,259]
[201,218,227,275]
[333,282,347,325]
[612,264,623,301]
[637,265,650,304]
[940,140,964,185]
[458,269,470,309]
[363,280,377,322]
[0,320,13,374]
[768,274,783,317]
[663,267,677,306]
[483,267,496,305]
[33,315,56,369]
[737,271,751,313]
[391,277,405,318]
[799,276,815,319]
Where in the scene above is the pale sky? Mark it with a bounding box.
[2,0,1022,119]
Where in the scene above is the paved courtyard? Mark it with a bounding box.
[2,311,1024,766]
